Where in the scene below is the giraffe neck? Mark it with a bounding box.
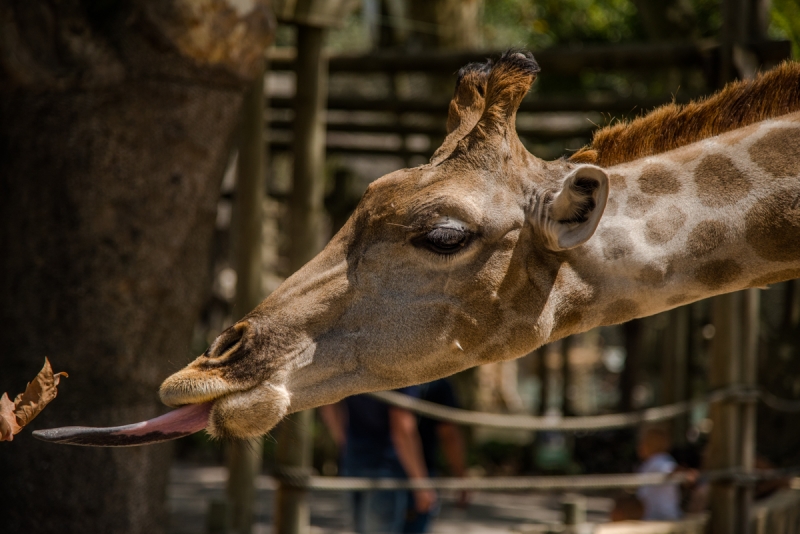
[545,111,800,341]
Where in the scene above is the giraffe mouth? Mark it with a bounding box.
[32,401,212,447]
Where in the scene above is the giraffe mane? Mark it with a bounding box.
[569,61,800,167]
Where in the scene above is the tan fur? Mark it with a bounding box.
[570,62,800,167]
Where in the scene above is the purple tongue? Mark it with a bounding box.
[32,402,212,447]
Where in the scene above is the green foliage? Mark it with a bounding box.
[771,0,800,59]
[482,0,721,48]
[483,0,643,48]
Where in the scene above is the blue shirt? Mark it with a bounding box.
[637,452,682,520]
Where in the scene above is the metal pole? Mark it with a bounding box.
[739,288,760,534]
[226,58,268,534]
[708,292,743,534]
[274,23,328,534]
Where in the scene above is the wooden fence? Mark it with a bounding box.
[752,488,800,534]
[265,40,791,161]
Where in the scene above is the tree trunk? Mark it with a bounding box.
[407,0,483,50]
[0,1,273,532]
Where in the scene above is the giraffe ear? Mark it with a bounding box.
[537,165,609,251]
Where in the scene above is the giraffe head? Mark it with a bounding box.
[158,51,612,438]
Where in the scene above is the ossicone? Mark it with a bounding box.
[431,59,493,164]
[462,50,540,148]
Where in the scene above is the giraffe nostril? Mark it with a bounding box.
[205,322,247,360]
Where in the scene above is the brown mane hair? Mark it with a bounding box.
[569,61,800,168]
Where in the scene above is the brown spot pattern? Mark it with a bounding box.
[609,173,628,190]
[638,164,681,195]
[637,264,672,287]
[552,309,584,339]
[601,299,640,325]
[694,154,752,207]
[604,196,619,217]
[748,127,800,177]
[625,194,656,218]
[686,220,729,257]
[748,268,800,288]
[745,189,800,261]
[644,206,687,245]
[694,259,742,289]
[601,227,633,260]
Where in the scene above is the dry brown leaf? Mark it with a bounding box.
[13,358,68,428]
[0,393,21,442]
[0,358,67,442]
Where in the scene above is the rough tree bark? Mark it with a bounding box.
[0,1,273,532]
[406,0,483,50]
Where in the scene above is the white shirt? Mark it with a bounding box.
[636,452,683,521]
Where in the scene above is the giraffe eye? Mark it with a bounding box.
[414,226,471,255]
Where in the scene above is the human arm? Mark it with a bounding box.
[389,406,436,513]
[437,421,469,507]
[319,402,346,449]
[437,422,466,477]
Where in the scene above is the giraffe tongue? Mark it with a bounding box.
[31,402,212,447]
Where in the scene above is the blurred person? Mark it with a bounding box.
[404,378,469,533]
[609,493,644,522]
[320,386,436,534]
[611,427,683,521]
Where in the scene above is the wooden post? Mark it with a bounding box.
[720,0,746,83]
[287,24,329,266]
[720,0,770,83]
[274,411,314,534]
[663,306,689,445]
[227,59,268,534]
[274,23,328,534]
[708,293,743,534]
[562,336,573,416]
[621,320,642,412]
[562,493,587,526]
[540,340,562,416]
[739,288,760,534]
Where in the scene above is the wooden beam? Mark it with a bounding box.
[274,23,329,534]
[739,288,760,534]
[227,59,267,534]
[268,40,790,76]
[269,94,698,114]
[708,293,743,534]
[268,118,597,139]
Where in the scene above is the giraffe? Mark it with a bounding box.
[35,51,800,445]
